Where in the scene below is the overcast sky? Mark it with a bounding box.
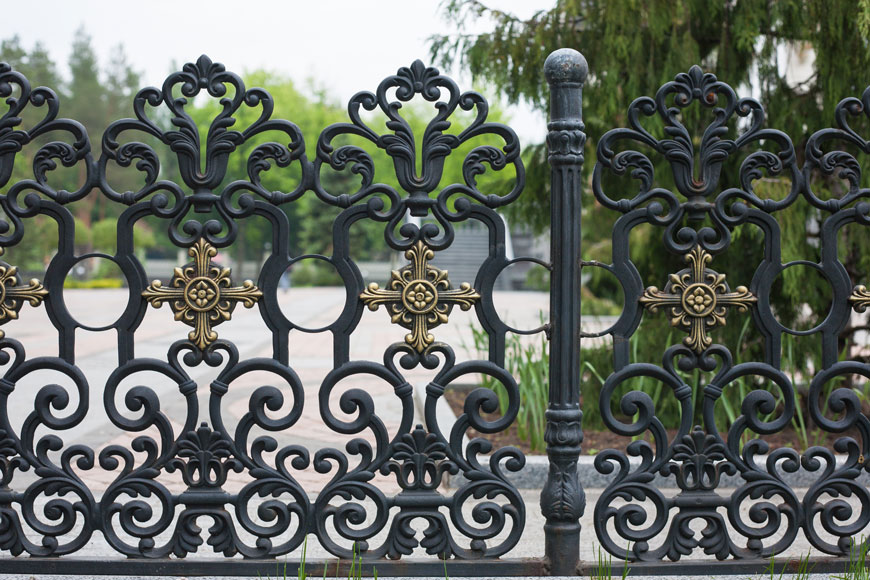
[7,0,554,142]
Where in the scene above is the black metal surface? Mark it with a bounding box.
[541,48,587,577]
[0,556,548,577]
[1,46,869,576]
[590,63,870,561]
[0,56,533,568]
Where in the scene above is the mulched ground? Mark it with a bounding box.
[443,389,860,456]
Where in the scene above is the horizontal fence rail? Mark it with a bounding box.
[0,45,868,577]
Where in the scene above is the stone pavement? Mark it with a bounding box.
[0,288,864,577]
[4,286,549,493]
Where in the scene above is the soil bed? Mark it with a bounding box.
[444,389,861,457]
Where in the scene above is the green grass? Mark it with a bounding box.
[260,539,375,580]
[592,544,630,580]
[259,536,870,580]
[464,308,864,454]
[754,552,813,580]
[62,277,125,289]
[834,536,870,580]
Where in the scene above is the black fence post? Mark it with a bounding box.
[541,48,587,576]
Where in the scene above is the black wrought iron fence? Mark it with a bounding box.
[587,60,870,566]
[0,46,867,577]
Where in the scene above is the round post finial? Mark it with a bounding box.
[544,48,588,85]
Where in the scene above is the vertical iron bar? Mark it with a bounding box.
[541,48,588,577]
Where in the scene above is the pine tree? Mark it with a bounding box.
[0,36,26,74]
[431,0,870,369]
[26,41,61,89]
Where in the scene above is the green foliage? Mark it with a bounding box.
[291,260,343,287]
[591,544,630,580]
[177,69,516,267]
[466,319,549,452]
[431,1,870,134]
[0,214,56,275]
[0,36,60,88]
[0,27,142,240]
[431,0,870,388]
[509,331,549,452]
[91,218,156,255]
[755,551,813,580]
[833,536,870,580]
[580,286,622,316]
[91,219,116,254]
[259,537,377,580]
[580,319,862,451]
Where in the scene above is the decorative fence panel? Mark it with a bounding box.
[0,53,537,576]
[0,46,867,577]
[588,57,870,564]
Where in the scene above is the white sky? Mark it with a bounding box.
[6,0,555,142]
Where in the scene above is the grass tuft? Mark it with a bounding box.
[591,544,630,580]
[834,536,870,580]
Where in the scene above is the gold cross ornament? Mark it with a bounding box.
[143,239,263,350]
[360,241,480,352]
[639,245,756,354]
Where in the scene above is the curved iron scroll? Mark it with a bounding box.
[0,56,530,560]
[591,65,870,560]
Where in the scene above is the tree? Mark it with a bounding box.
[98,44,141,221]
[0,37,67,272]
[0,36,61,89]
[432,1,870,349]
[432,1,870,129]
[431,1,870,435]
[0,36,26,71]
[0,32,146,268]
[26,41,61,90]
[66,26,105,229]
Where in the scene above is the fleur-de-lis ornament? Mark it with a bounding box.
[0,249,48,340]
[850,285,870,313]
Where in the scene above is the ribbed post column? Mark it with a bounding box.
[540,47,588,577]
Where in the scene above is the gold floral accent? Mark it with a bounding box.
[142,239,262,349]
[0,253,48,339]
[850,285,870,313]
[360,241,480,352]
[639,246,756,354]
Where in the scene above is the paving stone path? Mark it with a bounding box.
[0,288,856,576]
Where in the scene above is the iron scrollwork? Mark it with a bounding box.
[591,61,870,562]
[0,55,529,565]
[2,43,868,572]
[310,55,527,558]
[314,59,524,251]
[0,57,95,559]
